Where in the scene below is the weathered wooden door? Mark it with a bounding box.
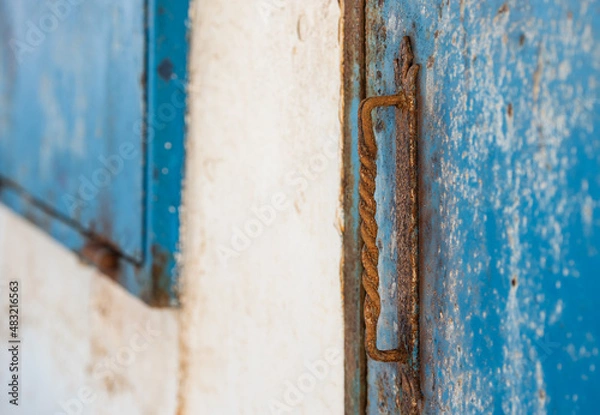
[346,0,600,413]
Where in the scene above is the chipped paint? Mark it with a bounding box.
[366,0,600,412]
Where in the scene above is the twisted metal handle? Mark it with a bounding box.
[358,37,420,363]
[359,95,409,362]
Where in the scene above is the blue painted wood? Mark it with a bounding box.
[0,0,146,260]
[0,0,189,306]
[141,0,189,305]
[368,0,600,412]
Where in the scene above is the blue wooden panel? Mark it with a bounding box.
[0,0,145,260]
[0,0,189,306]
[367,0,600,412]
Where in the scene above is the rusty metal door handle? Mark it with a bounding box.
[358,36,420,363]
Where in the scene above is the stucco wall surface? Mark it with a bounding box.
[178,0,344,413]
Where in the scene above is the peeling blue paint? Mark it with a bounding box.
[366,0,600,412]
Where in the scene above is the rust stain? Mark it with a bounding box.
[81,241,120,280]
[341,0,368,413]
[497,3,509,15]
[150,245,174,307]
[427,55,435,69]
[395,36,424,415]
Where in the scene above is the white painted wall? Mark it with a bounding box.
[0,0,344,414]
[0,205,180,415]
